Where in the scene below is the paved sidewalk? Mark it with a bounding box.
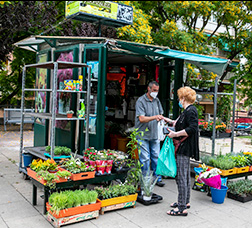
[0,126,252,228]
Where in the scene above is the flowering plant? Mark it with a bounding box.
[199,120,226,132]
[83,147,99,161]
[198,164,222,189]
[30,158,58,172]
[99,149,116,160]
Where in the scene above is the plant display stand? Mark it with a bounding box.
[137,193,163,206]
[99,193,138,215]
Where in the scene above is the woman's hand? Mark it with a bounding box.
[167,129,177,138]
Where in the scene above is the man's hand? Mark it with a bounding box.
[155,115,163,121]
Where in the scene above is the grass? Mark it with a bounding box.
[237,135,252,139]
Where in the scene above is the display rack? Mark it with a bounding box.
[19,61,92,175]
[199,77,237,156]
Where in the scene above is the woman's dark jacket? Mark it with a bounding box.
[175,104,199,161]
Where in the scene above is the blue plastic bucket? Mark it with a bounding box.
[22,154,33,167]
[210,185,228,204]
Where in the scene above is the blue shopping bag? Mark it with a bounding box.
[156,136,177,178]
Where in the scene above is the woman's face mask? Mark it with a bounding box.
[150,92,158,99]
[178,99,183,108]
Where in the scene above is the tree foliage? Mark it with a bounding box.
[0,1,117,105]
[122,1,252,105]
[1,1,252,107]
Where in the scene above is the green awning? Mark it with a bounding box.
[156,49,230,76]
[14,36,231,76]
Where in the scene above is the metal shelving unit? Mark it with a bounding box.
[199,77,237,156]
[19,61,92,175]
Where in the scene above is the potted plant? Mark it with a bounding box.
[139,169,159,201]
[83,147,98,168]
[30,158,58,172]
[99,149,116,174]
[60,155,96,181]
[66,110,74,118]
[125,128,148,189]
[227,179,252,203]
[36,169,71,189]
[45,146,71,157]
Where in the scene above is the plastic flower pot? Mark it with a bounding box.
[89,160,96,169]
[210,185,228,204]
[105,160,113,174]
[96,160,107,174]
[143,195,152,201]
[22,153,33,167]
[83,156,89,162]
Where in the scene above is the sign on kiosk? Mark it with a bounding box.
[65,1,133,28]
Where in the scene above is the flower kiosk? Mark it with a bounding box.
[15,34,230,226]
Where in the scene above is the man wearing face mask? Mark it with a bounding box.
[135,81,165,187]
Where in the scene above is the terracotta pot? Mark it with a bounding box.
[67,113,73,118]
[225,129,231,133]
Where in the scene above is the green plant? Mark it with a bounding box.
[50,192,68,215]
[66,110,74,114]
[56,170,71,179]
[227,179,252,197]
[61,155,95,173]
[194,103,204,119]
[217,95,232,125]
[46,146,72,155]
[125,128,147,188]
[87,191,98,203]
[36,170,59,189]
[200,155,212,165]
[231,154,249,167]
[45,146,51,152]
[83,147,98,161]
[139,168,158,197]
[94,183,137,200]
[212,157,236,170]
[48,189,98,215]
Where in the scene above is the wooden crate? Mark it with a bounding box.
[99,193,138,214]
[47,209,99,228]
[27,168,71,184]
[70,171,95,181]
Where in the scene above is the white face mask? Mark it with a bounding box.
[150,92,158,99]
